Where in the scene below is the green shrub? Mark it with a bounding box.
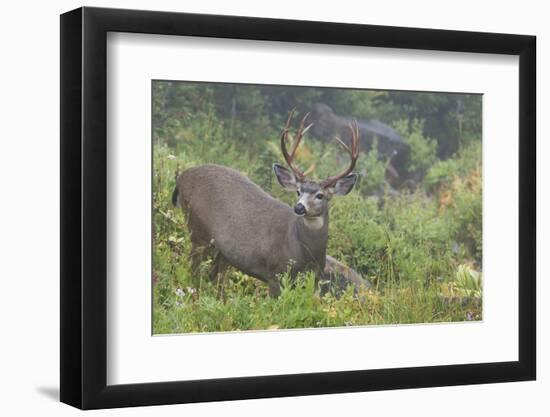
[394,118,438,177]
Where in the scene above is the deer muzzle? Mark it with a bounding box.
[294,203,306,216]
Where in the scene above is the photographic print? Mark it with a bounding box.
[60,9,535,407]
[152,81,483,334]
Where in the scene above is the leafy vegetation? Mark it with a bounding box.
[152,82,483,334]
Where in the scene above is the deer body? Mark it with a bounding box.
[176,164,329,295]
[174,111,359,297]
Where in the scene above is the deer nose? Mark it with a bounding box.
[294,203,306,215]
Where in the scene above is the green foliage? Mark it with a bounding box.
[424,142,482,190]
[354,140,388,194]
[455,264,483,298]
[152,82,483,334]
[394,118,438,176]
[423,142,483,264]
[378,91,482,157]
[424,158,459,191]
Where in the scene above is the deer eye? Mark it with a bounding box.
[315,193,324,200]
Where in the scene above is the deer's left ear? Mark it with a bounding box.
[327,173,358,196]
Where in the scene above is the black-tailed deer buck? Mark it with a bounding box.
[173,110,359,297]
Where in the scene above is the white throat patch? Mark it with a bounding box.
[303,216,324,230]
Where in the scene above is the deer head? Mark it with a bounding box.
[273,110,359,218]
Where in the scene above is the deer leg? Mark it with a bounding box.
[208,251,221,283]
[210,252,228,301]
[185,208,212,288]
[189,242,207,288]
[267,277,281,298]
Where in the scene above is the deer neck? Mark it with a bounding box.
[293,211,329,268]
[303,215,325,230]
[297,209,329,234]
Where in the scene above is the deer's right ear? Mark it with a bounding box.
[273,163,300,192]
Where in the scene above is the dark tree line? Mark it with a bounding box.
[154,81,481,160]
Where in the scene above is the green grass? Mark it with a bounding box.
[152,113,483,334]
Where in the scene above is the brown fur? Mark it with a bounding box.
[176,164,329,297]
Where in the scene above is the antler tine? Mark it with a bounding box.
[280,109,307,180]
[350,119,360,159]
[284,108,295,131]
[289,112,312,158]
[321,119,360,188]
[333,135,352,155]
[280,108,295,147]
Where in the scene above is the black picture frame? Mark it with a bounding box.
[60,6,536,410]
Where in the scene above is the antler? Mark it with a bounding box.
[280,109,313,181]
[321,120,360,188]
